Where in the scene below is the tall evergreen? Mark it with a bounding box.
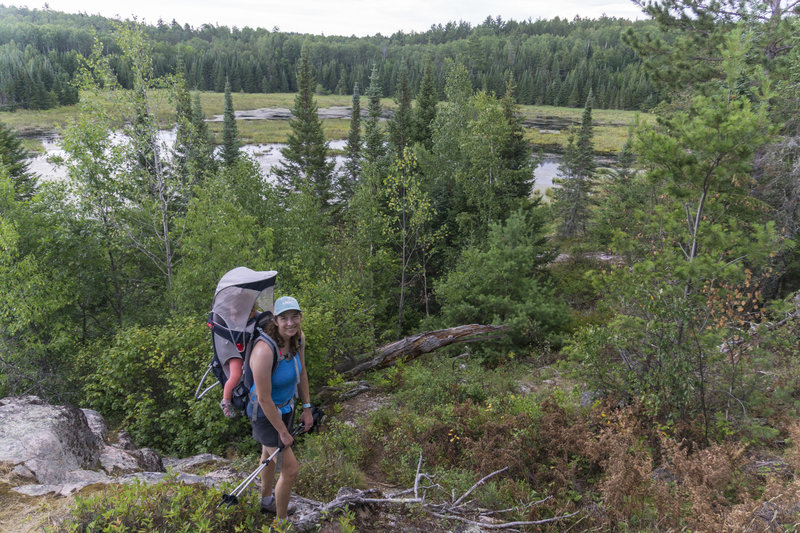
[363,64,385,167]
[0,122,36,201]
[340,82,361,202]
[274,48,333,207]
[221,77,240,168]
[191,92,217,175]
[412,60,438,149]
[388,67,413,156]
[554,90,596,239]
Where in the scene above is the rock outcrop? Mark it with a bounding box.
[0,396,234,497]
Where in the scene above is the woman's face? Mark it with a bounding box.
[276,310,302,340]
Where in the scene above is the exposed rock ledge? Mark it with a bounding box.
[0,396,236,497]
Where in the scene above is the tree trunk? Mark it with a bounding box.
[334,323,510,378]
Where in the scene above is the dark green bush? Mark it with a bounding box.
[80,316,253,455]
[51,476,271,533]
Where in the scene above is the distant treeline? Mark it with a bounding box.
[0,5,660,111]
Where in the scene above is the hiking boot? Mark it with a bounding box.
[220,399,238,418]
[260,495,297,515]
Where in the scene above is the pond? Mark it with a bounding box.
[25,130,563,192]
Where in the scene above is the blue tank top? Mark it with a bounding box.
[246,336,302,419]
[271,353,301,414]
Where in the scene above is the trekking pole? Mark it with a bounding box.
[217,407,325,509]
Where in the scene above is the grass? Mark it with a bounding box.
[214,117,353,145]
[1,90,652,153]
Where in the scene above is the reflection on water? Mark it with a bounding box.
[26,132,561,191]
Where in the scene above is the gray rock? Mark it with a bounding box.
[580,390,600,408]
[114,430,135,450]
[12,484,63,497]
[1,395,236,498]
[162,452,224,473]
[99,445,143,475]
[100,445,165,476]
[138,448,163,472]
[119,471,169,485]
[11,464,36,482]
[81,409,108,443]
[0,396,101,484]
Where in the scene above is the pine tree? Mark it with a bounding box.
[191,92,217,175]
[412,60,437,148]
[221,77,240,168]
[274,48,334,207]
[339,82,361,201]
[553,90,596,239]
[0,122,36,201]
[363,64,385,167]
[388,67,413,156]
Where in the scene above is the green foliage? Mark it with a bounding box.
[553,91,597,241]
[0,121,36,201]
[173,172,272,314]
[81,316,250,455]
[339,82,361,201]
[362,64,385,168]
[221,77,240,168]
[412,60,437,148]
[569,44,777,431]
[294,421,368,500]
[288,272,376,389]
[388,68,413,155]
[381,148,438,333]
[53,477,271,533]
[0,7,660,111]
[436,209,569,354]
[274,48,334,208]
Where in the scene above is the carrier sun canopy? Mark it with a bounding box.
[212,267,277,333]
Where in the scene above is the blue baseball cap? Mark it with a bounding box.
[274,296,301,316]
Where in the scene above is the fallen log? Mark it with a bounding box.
[333,324,510,379]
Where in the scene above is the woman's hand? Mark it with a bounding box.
[279,429,294,448]
[301,407,313,431]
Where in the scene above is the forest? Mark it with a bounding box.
[2,0,800,531]
[0,4,659,111]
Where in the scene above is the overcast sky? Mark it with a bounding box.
[14,1,647,36]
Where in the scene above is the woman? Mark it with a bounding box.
[248,295,313,523]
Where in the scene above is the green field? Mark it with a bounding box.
[0,91,653,154]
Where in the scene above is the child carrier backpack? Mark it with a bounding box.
[194,267,278,414]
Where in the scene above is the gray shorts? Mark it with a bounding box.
[251,409,295,447]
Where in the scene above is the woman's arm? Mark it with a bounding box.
[251,341,293,447]
[298,332,313,431]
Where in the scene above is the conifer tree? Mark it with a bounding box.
[221,77,240,168]
[274,48,333,207]
[191,92,217,175]
[0,122,36,201]
[339,82,361,201]
[388,67,413,156]
[553,90,596,240]
[412,60,437,149]
[363,64,385,167]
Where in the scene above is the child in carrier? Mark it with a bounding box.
[219,303,259,418]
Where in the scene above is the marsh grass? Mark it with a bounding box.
[2,90,652,153]
[216,117,352,144]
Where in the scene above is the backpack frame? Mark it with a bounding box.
[194,267,277,414]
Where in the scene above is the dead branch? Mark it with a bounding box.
[288,459,578,532]
[334,324,510,378]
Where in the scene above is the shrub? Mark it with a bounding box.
[435,209,570,358]
[51,477,271,532]
[80,316,252,455]
[295,420,368,500]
